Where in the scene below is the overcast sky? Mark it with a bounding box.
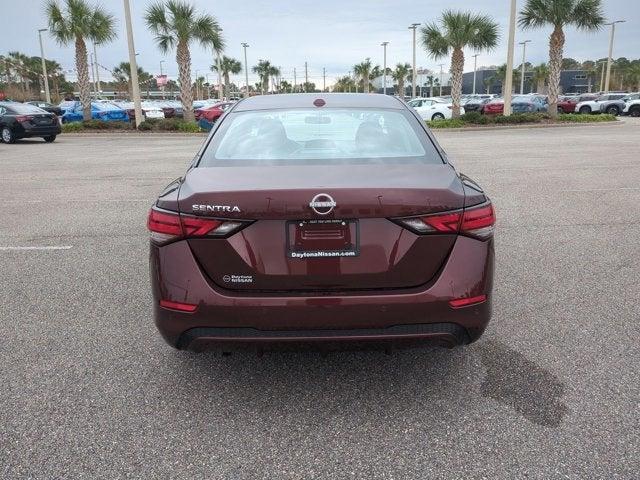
[2,0,638,86]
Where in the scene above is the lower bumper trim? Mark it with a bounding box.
[176,322,470,351]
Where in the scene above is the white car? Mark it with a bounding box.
[407,97,464,121]
[574,93,626,114]
[115,101,166,119]
[623,98,640,117]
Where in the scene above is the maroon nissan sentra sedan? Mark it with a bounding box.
[148,93,495,352]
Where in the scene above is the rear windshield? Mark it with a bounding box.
[5,103,48,114]
[199,108,442,167]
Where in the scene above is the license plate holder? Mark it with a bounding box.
[286,219,359,259]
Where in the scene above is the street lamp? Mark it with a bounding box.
[159,60,165,99]
[604,20,625,93]
[408,23,420,98]
[503,0,517,115]
[37,28,51,103]
[241,43,250,98]
[216,28,223,100]
[438,64,444,96]
[472,53,480,95]
[93,42,101,95]
[518,40,531,94]
[122,0,142,127]
[381,42,389,95]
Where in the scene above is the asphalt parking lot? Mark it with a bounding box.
[1,118,639,479]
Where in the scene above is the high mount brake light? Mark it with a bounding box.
[394,202,495,240]
[147,207,248,244]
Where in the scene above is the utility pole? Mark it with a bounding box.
[159,60,165,99]
[408,23,420,99]
[599,61,606,92]
[304,62,308,92]
[216,51,223,100]
[519,40,531,94]
[503,0,517,115]
[241,43,249,97]
[93,43,101,95]
[89,52,97,97]
[323,67,326,92]
[472,53,479,95]
[604,20,625,93]
[438,64,444,96]
[293,68,297,93]
[123,0,142,127]
[381,42,389,95]
[37,28,51,103]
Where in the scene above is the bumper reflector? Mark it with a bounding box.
[160,299,198,313]
[449,294,487,309]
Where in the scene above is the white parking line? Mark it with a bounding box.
[0,246,73,251]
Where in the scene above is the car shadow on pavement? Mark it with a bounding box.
[477,340,568,428]
[161,340,567,429]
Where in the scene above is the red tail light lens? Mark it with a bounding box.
[394,202,495,240]
[15,115,34,123]
[449,294,487,309]
[147,207,248,244]
[159,299,198,312]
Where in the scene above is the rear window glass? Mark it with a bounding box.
[199,108,442,167]
[5,103,48,114]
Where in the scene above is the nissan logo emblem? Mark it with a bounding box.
[309,193,336,215]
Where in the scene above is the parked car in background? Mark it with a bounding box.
[407,97,463,120]
[153,101,177,118]
[0,101,61,143]
[556,95,580,113]
[482,95,547,115]
[58,101,129,123]
[26,101,63,117]
[574,93,627,114]
[622,98,640,117]
[463,95,493,112]
[115,101,166,121]
[195,101,234,121]
[598,93,640,116]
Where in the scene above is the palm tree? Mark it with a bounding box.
[113,62,150,98]
[353,59,374,93]
[392,63,412,98]
[211,55,241,98]
[627,63,640,92]
[531,63,549,94]
[483,75,496,94]
[145,0,223,122]
[421,10,498,118]
[45,0,116,120]
[252,60,280,94]
[519,0,605,118]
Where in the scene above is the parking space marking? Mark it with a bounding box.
[0,246,73,251]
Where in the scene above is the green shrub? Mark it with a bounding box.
[460,111,484,123]
[559,113,616,123]
[81,120,131,130]
[426,118,465,129]
[176,121,201,133]
[61,122,84,132]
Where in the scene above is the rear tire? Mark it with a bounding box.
[557,106,564,114]
[606,105,620,116]
[579,106,591,114]
[1,126,15,144]
[43,135,57,143]
[431,112,445,121]
[629,106,640,117]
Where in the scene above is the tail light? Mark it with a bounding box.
[393,202,495,240]
[15,115,34,123]
[147,207,250,244]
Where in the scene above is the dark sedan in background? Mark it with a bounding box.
[26,101,64,117]
[0,101,61,143]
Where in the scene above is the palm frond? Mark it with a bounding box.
[420,23,449,59]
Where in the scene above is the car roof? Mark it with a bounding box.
[233,93,406,112]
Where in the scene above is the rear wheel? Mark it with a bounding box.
[431,112,445,121]
[557,106,564,114]
[579,106,591,114]
[605,105,620,116]
[1,126,15,144]
[43,135,57,143]
[629,106,640,117]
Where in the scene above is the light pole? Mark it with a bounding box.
[518,40,531,94]
[381,42,389,95]
[241,43,249,97]
[159,60,165,99]
[323,67,326,92]
[438,64,444,96]
[472,53,479,95]
[89,52,97,96]
[215,27,223,100]
[93,42,101,95]
[604,20,625,93]
[503,0,517,115]
[408,23,420,99]
[37,28,51,103]
[123,0,142,127]
[599,60,606,92]
[195,69,200,100]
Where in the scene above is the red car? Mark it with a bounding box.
[195,102,234,122]
[148,94,495,353]
[482,98,504,115]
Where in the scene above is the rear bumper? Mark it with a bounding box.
[150,235,494,350]
[17,124,61,138]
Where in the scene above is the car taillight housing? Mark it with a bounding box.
[147,207,250,244]
[393,202,495,240]
[15,115,34,123]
